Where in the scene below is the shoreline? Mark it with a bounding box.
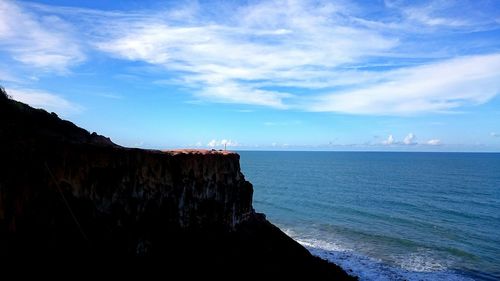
[279,225,483,281]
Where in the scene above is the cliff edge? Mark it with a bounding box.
[0,88,355,279]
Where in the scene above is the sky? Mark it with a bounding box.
[1,0,500,151]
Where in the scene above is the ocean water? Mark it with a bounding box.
[239,152,500,281]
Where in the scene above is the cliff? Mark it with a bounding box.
[0,88,355,279]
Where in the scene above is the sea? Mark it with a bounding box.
[239,151,500,281]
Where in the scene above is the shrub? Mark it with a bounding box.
[0,86,10,99]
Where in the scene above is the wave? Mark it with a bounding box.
[282,228,476,281]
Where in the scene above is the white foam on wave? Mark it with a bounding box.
[282,228,349,251]
[396,250,448,272]
[283,229,475,281]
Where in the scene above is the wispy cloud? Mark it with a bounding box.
[93,0,396,108]
[0,1,84,73]
[7,88,81,115]
[398,2,468,27]
[97,93,123,100]
[404,9,466,27]
[310,54,500,115]
[92,1,500,114]
[264,120,302,126]
[3,0,500,116]
[0,67,21,83]
[383,0,497,30]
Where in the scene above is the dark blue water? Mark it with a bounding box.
[239,152,500,281]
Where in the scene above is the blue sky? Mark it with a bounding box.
[1,0,500,151]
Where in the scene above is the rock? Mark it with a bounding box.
[0,91,356,279]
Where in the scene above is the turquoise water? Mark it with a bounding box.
[239,152,500,281]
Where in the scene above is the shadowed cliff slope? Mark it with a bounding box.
[0,88,356,279]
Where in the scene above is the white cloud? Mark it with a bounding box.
[0,1,84,73]
[198,82,290,108]
[403,133,416,145]
[94,0,396,108]
[401,5,468,27]
[7,88,81,115]
[383,0,497,31]
[310,54,500,115]
[380,134,443,146]
[207,139,218,148]
[207,139,238,148]
[383,135,395,145]
[91,1,500,115]
[4,0,499,116]
[426,139,441,145]
[221,139,238,147]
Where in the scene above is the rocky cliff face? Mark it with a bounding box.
[1,145,254,251]
[0,89,355,279]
